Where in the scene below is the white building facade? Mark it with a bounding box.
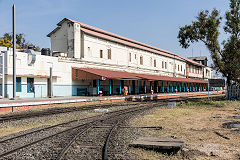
[0,18,212,98]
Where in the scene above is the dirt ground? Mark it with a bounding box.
[129,99,240,160]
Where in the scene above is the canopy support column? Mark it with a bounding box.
[162,81,164,93]
[97,80,100,95]
[150,81,153,91]
[128,80,131,94]
[167,82,169,93]
[119,80,122,95]
[144,81,146,93]
[109,79,112,95]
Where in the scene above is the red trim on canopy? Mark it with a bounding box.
[72,67,207,84]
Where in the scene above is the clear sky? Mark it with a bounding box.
[0,0,228,65]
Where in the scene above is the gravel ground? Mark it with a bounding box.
[63,104,162,160]
[0,102,139,138]
[0,102,158,160]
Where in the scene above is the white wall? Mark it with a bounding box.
[49,21,210,80]
[82,33,186,77]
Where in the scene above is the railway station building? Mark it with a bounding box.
[0,18,212,98]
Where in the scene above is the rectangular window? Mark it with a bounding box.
[154,59,156,67]
[108,49,111,59]
[178,65,179,71]
[162,61,164,68]
[181,65,182,71]
[165,62,167,69]
[129,53,131,62]
[27,78,34,93]
[100,50,103,58]
[16,77,21,92]
[140,56,143,65]
[135,54,137,59]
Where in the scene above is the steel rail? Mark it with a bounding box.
[55,104,155,160]
[102,105,150,160]
[0,103,148,144]
[102,120,120,160]
[0,104,153,159]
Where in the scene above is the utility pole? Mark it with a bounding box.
[208,80,210,100]
[1,51,5,98]
[12,4,16,99]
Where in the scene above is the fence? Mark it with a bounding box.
[226,85,240,100]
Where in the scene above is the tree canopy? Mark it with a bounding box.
[178,0,240,85]
[0,33,40,51]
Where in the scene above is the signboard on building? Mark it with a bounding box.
[208,79,225,87]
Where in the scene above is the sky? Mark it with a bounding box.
[0,0,229,65]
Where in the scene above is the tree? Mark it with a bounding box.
[177,0,240,85]
[0,33,40,51]
[0,37,12,48]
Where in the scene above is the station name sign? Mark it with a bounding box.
[208,79,225,87]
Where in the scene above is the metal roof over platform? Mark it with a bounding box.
[72,67,208,84]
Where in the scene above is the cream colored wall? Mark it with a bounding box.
[82,33,186,77]
[49,21,210,80]
[6,51,72,85]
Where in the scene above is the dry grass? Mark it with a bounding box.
[130,100,240,160]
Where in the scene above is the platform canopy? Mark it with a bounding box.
[72,67,208,84]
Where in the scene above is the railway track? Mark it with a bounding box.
[0,94,224,159]
[55,103,157,160]
[0,103,158,159]
[0,102,132,122]
[0,93,223,123]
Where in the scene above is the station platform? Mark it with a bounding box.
[0,91,224,112]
